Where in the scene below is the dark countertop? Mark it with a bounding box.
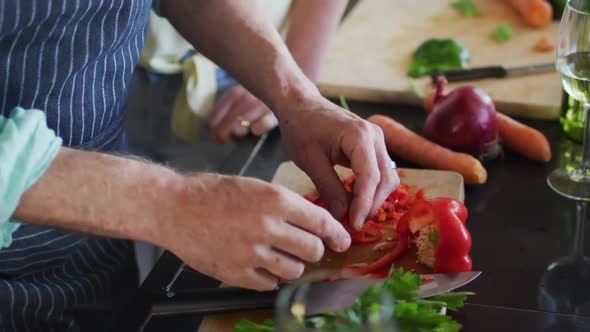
[122,69,590,332]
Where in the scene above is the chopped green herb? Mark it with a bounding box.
[232,319,274,332]
[429,292,476,311]
[407,38,471,78]
[232,267,475,332]
[451,0,480,17]
[429,231,439,246]
[432,15,445,22]
[492,23,513,43]
[339,95,351,111]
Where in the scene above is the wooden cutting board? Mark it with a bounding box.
[196,162,464,332]
[317,0,562,120]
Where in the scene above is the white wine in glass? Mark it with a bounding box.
[548,0,590,200]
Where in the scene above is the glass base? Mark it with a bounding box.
[539,256,590,313]
[547,168,590,201]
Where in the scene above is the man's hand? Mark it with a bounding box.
[207,85,278,143]
[161,173,351,291]
[277,96,400,232]
[162,0,399,230]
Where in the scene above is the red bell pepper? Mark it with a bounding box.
[430,198,472,273]
[407,198,472,273]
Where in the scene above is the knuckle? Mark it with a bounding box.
[265,186,287,205]
[249,244,267,262]
[359,171,380,186]
[355,119,372,132]
[315,214,332,235]
[372,123,385,138]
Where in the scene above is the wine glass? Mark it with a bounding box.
[538,202,590,315]
[548,0,590,200]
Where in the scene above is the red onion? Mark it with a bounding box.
[423,77,501,160]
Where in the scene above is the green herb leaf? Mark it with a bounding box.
[429,231,439,246]
[407,38,471,78]
[339,95,351,111]
[492,23,513,43]
[232,319,274,332]
[451,0,480,17]
[428,292,476,311]
[382,267,421,301]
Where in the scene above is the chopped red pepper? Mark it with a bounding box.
[344,214,410,275]
[304,176,469,278]
[348,220,384,245]
[421,275,434,283]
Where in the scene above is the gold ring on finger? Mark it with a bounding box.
[238,116,251,129]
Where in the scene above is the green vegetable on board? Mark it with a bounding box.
[450,0,481,17]
[407,38,471,78]
[492,23,513,43]
[231,267,475,332]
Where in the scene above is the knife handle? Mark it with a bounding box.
[431,66,507,83]
[151,287,277,317]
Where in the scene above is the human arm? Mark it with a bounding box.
[206,0,349,142]
[162,0,399,229]
[15,146,350,290]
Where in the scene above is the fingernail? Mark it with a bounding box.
[352,219,363,232]
[329,200,346,219]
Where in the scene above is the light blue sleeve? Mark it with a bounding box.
[0,107,62,249]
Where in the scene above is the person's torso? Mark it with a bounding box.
[0,1,152,330]
[0,0,151,149]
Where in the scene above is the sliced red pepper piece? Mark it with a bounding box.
[349,220,384,244]
[344,214,410,275]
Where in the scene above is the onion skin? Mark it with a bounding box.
[423,78,502,161]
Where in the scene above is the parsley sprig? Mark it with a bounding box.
[232,267,475,332]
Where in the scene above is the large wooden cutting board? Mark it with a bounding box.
[197,162,464,332]
[318,0,562,120]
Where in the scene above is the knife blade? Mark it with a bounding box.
[431,63,555,83]
[150,271,481,317]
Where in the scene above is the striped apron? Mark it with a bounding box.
[0,1,152,330]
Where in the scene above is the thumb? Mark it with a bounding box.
[297,148,349,219]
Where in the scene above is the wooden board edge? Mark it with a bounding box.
[319,83,560,120]
[271,161,465,202]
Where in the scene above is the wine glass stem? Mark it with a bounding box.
[572,201,587,259]
[580,104,590,172]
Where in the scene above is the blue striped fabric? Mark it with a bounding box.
[0,0,152,330]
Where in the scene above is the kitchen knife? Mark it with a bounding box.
[431,63,555,83]
[150,271,481,317]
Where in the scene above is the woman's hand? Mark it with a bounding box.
[207,85,278,143]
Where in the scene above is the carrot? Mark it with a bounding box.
[368,114,487,184]
[496,112,552,162]
[504,0,553,28]
[534,36,555,52]
[423,90,552,162]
